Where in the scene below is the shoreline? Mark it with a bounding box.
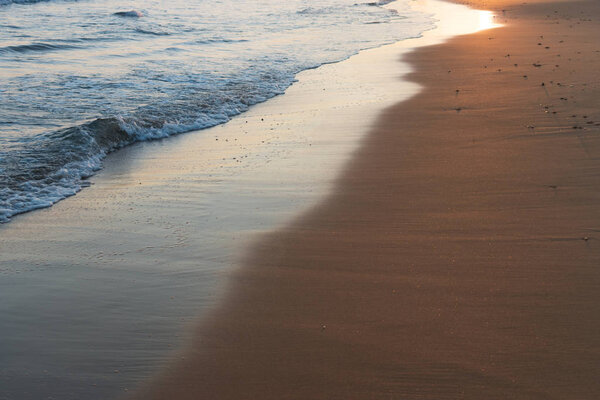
[0,1,491,399]
[132,0,600,398]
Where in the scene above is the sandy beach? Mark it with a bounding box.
[131,0,600,399]
[1,0,599,398]
[1,1,489,398]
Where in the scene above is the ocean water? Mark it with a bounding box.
[0,0,433,223]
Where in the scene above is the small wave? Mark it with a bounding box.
[0,42,81,54]
[195,37,249,44]
[135,28,170,36]
[0,68,295,223]
[0,0,72,6]
[297,7,331,15]
[0,117,139,223]
[300,1,393,15]
[363,0,395,6]
[113,10,144,18]
[52,35,126,44]
[0,109,233,222]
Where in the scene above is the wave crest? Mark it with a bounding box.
[0,0,65,7]
[0,42,81,54]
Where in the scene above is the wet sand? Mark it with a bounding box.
[134,0,600,399]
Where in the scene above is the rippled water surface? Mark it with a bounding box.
[0,0,433,222]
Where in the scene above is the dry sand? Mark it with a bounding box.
[133,0,600,399]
